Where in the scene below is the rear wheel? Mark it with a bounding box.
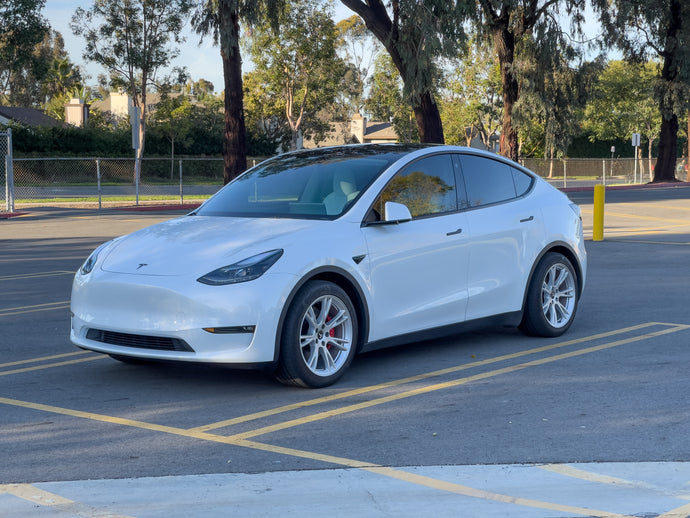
[520,252,579,337]
[276,281,358,388]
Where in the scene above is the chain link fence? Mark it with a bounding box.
[5,156,267,210]
[3,154,686,213]
[519,157,663,188]
[1,128,14,212]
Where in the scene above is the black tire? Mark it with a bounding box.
[275,280,358,388]
[520,252,579,337]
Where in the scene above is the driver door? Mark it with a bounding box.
[361,154,470,342]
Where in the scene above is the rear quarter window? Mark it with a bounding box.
[512,168,534,197]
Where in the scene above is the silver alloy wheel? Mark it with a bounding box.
[541,262,577,328]
[299,294,353,377]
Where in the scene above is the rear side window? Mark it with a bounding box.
[458,155,516,207]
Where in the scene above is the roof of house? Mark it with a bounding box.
[364,121,397,141]
[0,106,63,128]
[302,122,358,149]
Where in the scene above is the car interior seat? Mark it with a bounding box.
[323,170,359,215]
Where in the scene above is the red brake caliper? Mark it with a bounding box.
[325,314,335,349]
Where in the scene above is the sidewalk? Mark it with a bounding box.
[3,462,690,518]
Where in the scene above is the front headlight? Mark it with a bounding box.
[79,241,112,275]
[197,249,284,286]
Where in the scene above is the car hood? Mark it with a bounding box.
[100,215,320,276]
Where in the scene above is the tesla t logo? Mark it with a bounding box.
[137,263,148,270]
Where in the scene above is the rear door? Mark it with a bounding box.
[456,154,546,321]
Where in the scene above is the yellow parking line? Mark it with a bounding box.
[0,397,637,518]
[0,355,106,376]
[540,464,690,500]
[606,211,690,224]
[0,300,70,317]
[608,238,690,246]
[1,323,687,517]
[0,350,91,368]
[620,202,690,213]
[366,466,634,518]
[581,208,689,225]
[0,256,85,263]
[0,483,73,505]
[0,270,73,281]
[0,483,134,518]
[658,503,690,518]
[190,322,661,433]
[225,324,688,441]
[239,440,635,518]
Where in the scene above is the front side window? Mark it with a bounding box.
[373,154,457,219]
[196,146,417,219]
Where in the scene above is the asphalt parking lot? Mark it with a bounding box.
[2,184,690,517]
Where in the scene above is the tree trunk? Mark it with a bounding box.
[493,24,519,162]
[340,0,444,144]
[654,115,678,183]
[647,139,653,182]
[412,91,444,144]
[170,137,175,180]
[653,0,681,183]
[290,129,300,151]
[220,2,247,185]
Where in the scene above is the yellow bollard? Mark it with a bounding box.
[592,184,605,241]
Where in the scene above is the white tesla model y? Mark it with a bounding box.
[71,144,586,387]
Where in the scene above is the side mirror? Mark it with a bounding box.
[384,201,412,223]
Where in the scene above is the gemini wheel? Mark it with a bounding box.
[276,281,358,388]
[520,252,579,337]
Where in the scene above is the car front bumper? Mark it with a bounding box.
[70,269,297,365]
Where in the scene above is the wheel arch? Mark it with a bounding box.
[523,242,584,310]
[272,266,370,366]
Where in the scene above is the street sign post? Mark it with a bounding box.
[129,106,141,205]
[632,133,641,183]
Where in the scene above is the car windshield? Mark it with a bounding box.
[196,145,420,219]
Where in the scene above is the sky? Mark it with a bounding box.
[44,1,604,97]
[43,0,353,95]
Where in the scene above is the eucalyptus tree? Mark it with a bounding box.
[335,15,381,115]
[468,0,587,161]
[514,39,600,175]
[72,0,192,171]
[193,0,283,183]
[442,41,502,149]
[0,0,49,105]
[365,53,417,142]
[584,60,661,177]
[5,29,81,110]
[148,95,194,178]
[247,0,348,151]
[592,0,690,182]
[340,0,467,143]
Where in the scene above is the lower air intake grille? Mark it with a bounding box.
[86,329,194,352]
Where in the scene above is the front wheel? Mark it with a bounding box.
[275,281,358,388]
[520,252,579,337]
